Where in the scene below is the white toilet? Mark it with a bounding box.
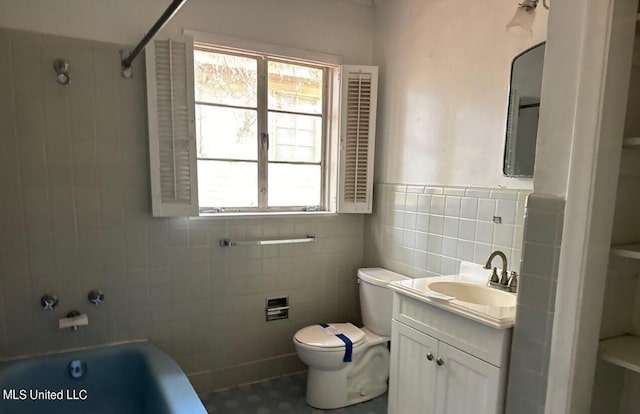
[293,267,409,409]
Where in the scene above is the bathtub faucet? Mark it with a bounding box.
[59,311,89,331]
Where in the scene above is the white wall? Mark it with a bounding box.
[0,0,373,64]
[372,0,547,188]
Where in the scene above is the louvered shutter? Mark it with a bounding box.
[338,65,378,213]
[145,34,198,217]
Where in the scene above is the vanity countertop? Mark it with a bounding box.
[389,262,517,329]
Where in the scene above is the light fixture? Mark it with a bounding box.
[53,59,70,85]
[506,0,549,37]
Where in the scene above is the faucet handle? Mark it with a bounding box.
[489,267,500,284]
[41,294,59,311]
[499,269,510,285]
[88,290,104,306]
[508,272,518,292]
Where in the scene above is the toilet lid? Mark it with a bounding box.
[294,323,365,348]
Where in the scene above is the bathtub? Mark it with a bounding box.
[0,342,207,414]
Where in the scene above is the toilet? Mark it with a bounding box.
[293,268,409,409]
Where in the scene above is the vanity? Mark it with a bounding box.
[387,262,516,414]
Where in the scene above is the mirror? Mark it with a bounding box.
[503,42,546,177]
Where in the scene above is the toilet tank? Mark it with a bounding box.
[358,268,410,336]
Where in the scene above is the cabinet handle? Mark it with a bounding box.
[436,357,444,366]
[426,352,434,361]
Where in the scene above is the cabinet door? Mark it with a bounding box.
[434,341,501,414]
[388,321,439,414]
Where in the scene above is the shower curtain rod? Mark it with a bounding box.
[120,0,189,78]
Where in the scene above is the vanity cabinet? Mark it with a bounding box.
[389,322,438,413]
[388,291,511,414]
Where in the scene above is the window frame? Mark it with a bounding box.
[145,33,378,218]
[194,43,332,214]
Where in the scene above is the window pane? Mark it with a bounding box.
[198,160,257,208]
[268,112,322,162]
[194,50,257,107]
[268,61,323,114]
[268,164,321,207]
[196,105,257,160]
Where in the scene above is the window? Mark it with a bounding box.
[144,34,378,217]
[194,47,327,213]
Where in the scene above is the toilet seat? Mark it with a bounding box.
[294,323,365,349]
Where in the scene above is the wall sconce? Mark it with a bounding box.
[53,59,70,85]
[506,0,549,37]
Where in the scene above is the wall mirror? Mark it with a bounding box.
[503,42,546,178]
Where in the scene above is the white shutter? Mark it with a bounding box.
[145,34,198,217]
[338,65,378,213]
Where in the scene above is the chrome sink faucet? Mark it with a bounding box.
[484,250,518,293]
[484,251,509,285]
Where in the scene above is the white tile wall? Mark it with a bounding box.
[0,29,364,394]
[364,189,564,414]
[364,183,528,278]
[505,194,565,414]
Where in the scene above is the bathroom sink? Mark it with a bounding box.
[427,281,516,307]
[389,262,517,328]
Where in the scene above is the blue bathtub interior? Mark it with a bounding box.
[0,342,206,414]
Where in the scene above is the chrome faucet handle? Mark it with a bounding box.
[499,270,510,285]
[489,267,500,284]
[88,290,104,306]
[508,272,518,293]
[40,294,59,311]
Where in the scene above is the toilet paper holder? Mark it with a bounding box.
[266,296,289,321]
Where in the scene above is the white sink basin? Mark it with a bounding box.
[428,281,516,307]
[389,262,517,328]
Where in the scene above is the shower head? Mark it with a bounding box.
[53,59,70,85]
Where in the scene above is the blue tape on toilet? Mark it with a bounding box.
[336,334,353,362]
[319,323,353,363]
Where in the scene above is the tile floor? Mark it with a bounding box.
[202,372,388,413]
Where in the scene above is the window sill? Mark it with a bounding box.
[193,211,339,219]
